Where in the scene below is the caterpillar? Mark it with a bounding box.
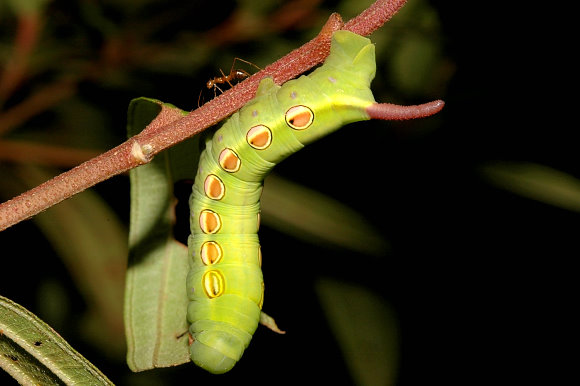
[186,30,444,374]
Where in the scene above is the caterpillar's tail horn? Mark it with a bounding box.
[366,100,445,121]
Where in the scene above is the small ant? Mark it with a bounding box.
[206,57,261,96]
[197,58,261,107]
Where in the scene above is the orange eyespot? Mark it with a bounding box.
[202,270,225,298]
[199,209,221,234]
[246,125,272,149]
[218,148,241,172]
[204,174,225,200]
[200,241,223,265]
[285,105,314,130]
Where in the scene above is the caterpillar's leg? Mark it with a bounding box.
[260,311,286,334]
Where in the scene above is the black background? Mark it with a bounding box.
[1,1,574,385]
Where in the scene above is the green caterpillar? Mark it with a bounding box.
[186,30,443,374]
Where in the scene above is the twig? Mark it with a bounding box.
[0,0,410,232]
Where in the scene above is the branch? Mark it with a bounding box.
[0,0,411,232]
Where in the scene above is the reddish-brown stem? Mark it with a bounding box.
[0,0,421,231]
[366,100,445,120]
[0,142,138,229]
[343,0,408,35]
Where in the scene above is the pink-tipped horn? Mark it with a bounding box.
[366,100,445,121]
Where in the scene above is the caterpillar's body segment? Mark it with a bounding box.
[187,31,377,374]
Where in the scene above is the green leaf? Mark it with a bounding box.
[261,174,389,256]
[0,295,114,385]
[481,161,580,212]
[124,97,198,371]
[315,278,399,386]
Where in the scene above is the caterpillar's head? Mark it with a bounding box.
[189,330,244,374]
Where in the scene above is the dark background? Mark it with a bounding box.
[1,1,573,384]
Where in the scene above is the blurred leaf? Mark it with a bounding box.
[481,161,580,212]
[0,295,113,385]
[35,278,70,333]
[2,164,128,357]
[124,97,198,371]
[4,0,49,15]
[390,32,439,96]
[261,174,389,256]
[315,278,399,386]
[372,0,444,98]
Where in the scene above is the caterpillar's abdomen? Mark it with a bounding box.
[186,235,262,373]
[187,136,267,374]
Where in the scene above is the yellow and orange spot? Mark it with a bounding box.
[258,281,265,309]
[246,125,272,149]
[285,105,314,130]
[204,174,225,200]
[200,241,223,265]
[202,270,225,298]
[218,148,241,172]
[199,209,221,234]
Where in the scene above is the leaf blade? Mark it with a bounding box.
[0,295,114,385]
[124,97,198,371]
